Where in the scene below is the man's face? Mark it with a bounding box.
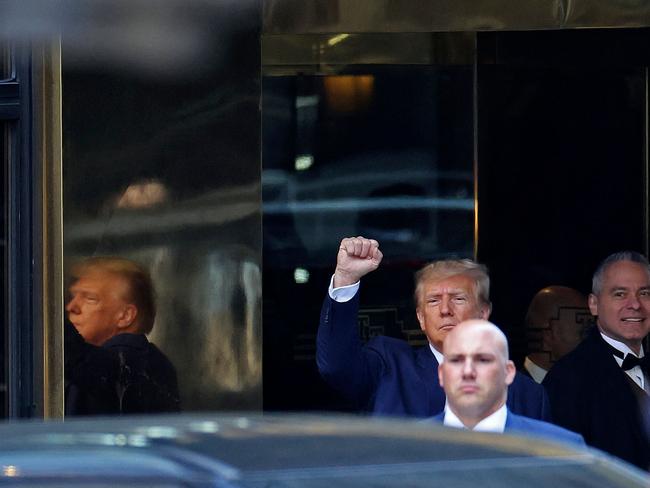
[589,260,650,353]
[66,269,132,346]
[438,322,516,424]
[416,274,490,351]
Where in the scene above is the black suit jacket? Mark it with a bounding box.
[543,327,649,470]
[65,321,181,415]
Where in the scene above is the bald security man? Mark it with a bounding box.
[431,319,584,446]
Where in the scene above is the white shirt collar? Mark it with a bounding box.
[599,331,645,358]
[523,356,548,383]
[443,404,508,433]
[429,343,444,364]
[599,331,646,391]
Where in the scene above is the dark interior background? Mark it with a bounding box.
[262,65,475,411]
[477,29,647,366]
[262,27,649,413]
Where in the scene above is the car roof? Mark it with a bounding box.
[0,413,646,487]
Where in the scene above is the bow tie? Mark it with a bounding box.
[606,343,648,371]
[622,354,648,371]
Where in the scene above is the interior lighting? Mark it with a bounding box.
[295,154,314,171]
[294,268,310,284]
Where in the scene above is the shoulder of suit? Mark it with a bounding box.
[366,335,413,352]
[512,370,545,393]
[547,330,611,377]
[510,413,580,438]
[103,332,149,349]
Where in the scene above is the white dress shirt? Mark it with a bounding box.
[328,276,359,303]
[600,332,646,391]
[523,356,548,384]
[443,404,508,433]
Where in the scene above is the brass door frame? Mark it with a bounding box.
[32,40,64,419]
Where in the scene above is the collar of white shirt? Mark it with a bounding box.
[599,331,645,359]
[524,356,548,383]
[429,343,444,364]
[443,404,508,433]
[599,331,646,391]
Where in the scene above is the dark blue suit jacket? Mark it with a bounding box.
[430,410,585,446]
[543,327,649,470]
[65,321,181,415]
[317,292,551,420]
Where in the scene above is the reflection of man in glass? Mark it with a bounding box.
[65,257,180,415]
[522,286,590,383]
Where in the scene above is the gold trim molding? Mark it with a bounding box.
[32,40,64,419]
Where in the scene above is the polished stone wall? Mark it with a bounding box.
[62,1,262,412]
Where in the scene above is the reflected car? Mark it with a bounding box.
[0,413,646,487]
[263,150,475,267]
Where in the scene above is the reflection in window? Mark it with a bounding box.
[264,68,474,267]
[262,66,474,411]
[62,22,262,413]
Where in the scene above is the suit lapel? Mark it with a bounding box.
[588,329,649,449]
[593,334,649,397]
[415,346,446,414]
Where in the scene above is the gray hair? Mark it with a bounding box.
[414,259,491,308]
[592,251,650,295]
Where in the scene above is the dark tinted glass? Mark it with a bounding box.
[262,64,475,411]
[0,43,11,415]
[0,123,6,417]
[0,44,11,80]
[476,30,647,362]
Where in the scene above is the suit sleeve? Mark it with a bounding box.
[507,414,586,447]
[316,291,385,409]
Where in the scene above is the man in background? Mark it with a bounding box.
[543,251,650,470]
[522,286,590,383]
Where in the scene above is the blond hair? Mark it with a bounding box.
[414,259,491,309]
[71,256,156,334]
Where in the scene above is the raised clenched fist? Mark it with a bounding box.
[333,236,383,287]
